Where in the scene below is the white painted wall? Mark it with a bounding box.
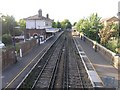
[45,20,52,28]
[26,20,35,29]
[26,19,52,29]
[36,20,45,29]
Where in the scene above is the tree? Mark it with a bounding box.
[87,13,103,42]
[13,28,23,36]
[75,13,103,42]
[56,21,61,28]
[60,19,72,29]
[52,22,56,28]
[73,22,77,26]
[19,19,26,32]
[66,22,72,29]
[2,14,25,36]
[2,34,12,45]
[76,19,86,32]
[60,21,66,29]
[99,23,118,46]
[2,15,17,36]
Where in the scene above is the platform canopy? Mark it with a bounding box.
[46,28,59,33]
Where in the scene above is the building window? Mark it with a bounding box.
[46,23,48,26]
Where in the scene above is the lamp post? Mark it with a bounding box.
[0,13,2,41]
[117,1,120,54]
[12,26,18,63]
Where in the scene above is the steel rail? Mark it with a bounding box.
[16,32,64,89]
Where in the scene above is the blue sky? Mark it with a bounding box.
[0,0,119,23]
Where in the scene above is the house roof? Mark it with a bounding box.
[100,16,119,22]
[24,14,53,22]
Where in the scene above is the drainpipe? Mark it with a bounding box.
[35,20,36,29]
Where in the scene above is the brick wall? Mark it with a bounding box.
[2,39,38,70]
[18,38,37,57]
[2,47,16,70]
[26,29,46,38]
[84,35,120,69]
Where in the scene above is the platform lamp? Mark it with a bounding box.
[12,26,19,63]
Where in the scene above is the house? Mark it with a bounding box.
[100,16,119,26]
[0,41,5,48]
[24,9,54,42]
[100,16,119,46]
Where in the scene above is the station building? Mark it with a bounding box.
[24,9,59,42]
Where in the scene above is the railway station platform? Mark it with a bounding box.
[2,31,120,89]
[2,31,63,88]
[74,36,119,88]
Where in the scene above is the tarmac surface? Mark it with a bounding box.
[2,31,63,88]
[74,36,119,88]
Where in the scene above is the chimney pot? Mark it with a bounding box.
[38,9,42,17]
[46,14,49,18]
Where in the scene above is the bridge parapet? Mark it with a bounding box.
[83,35,120,69]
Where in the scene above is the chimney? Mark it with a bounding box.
[46,14,49,18]
[38,9,42,17]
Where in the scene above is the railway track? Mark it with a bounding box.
[16,31,103,89]
[67,32,84,88]
[32,34,65,89]
[73,36,104,88]
[66,31,93,89]
[16,32,65,89]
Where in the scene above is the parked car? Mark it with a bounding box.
[0,41,5,48]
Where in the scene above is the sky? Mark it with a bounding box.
[0,0,120,23]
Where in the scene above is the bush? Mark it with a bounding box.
[2,34,12,45]
[106,40,117,53]
[15,43,20,53]
[14,29,23,36]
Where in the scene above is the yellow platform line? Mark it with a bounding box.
[4,45,48,89]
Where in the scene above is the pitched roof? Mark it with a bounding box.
[24,14,53,22]
[100,16,119,22]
